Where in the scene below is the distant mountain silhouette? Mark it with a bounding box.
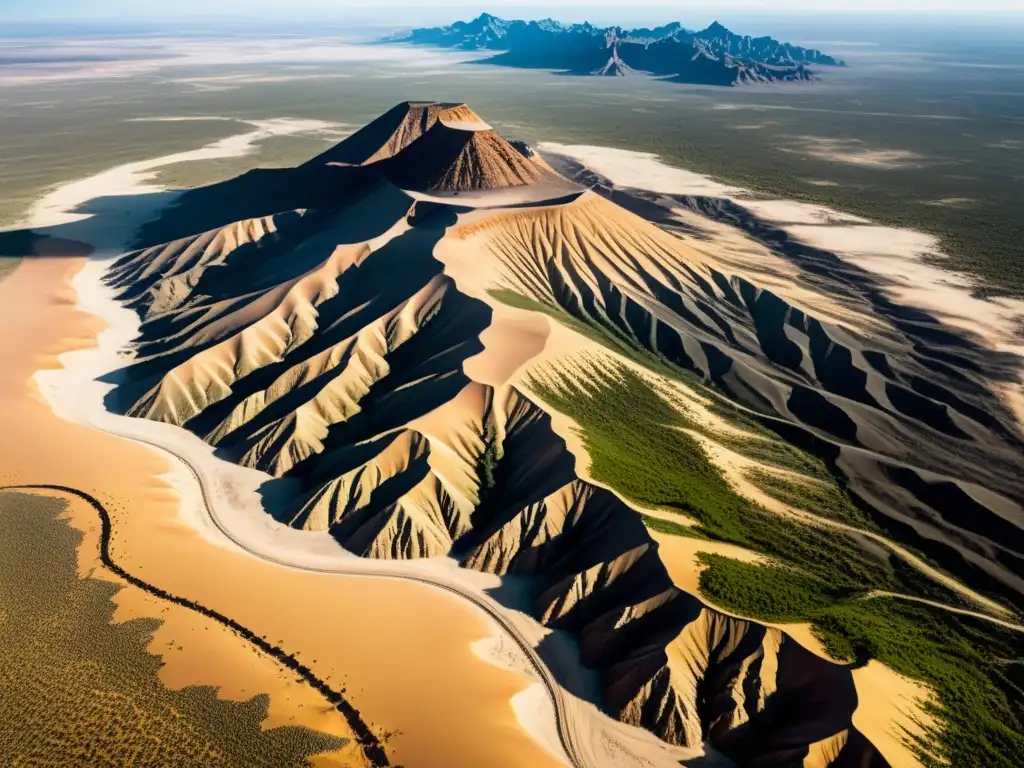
[391,14,845,86]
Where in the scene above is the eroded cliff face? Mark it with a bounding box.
[441,190,1024,608]
[104,198,889,767]
[96,105,949,766]
[462,390,885,766]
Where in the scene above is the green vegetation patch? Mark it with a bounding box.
[640,513,708,540]
[706,558,1024,768]
[698,553,844,620]
[711,429,835,480]
[745,467,877,530]
[529,361,1024,767]
[491,287,836,474]
[0,491,345,768]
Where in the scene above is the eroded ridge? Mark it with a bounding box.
[100,101,1024,767]
[448,189,1024,610]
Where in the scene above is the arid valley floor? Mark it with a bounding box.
[1,20,1023,768]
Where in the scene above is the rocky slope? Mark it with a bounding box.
[102,101,1023,766]
[394,14,843,86]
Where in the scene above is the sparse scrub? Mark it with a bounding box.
[529,360,1024,767]
[0,491,352,767]
[475,419,502,507]
[0,257,19,285]
[744,466,876,529]
[712,431,834,480]
[640,513,708,539]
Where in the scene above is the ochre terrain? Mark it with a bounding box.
[0,252,565,767]
[88,101,1024,767]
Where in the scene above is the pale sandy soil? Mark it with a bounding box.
[782,137,922,169]
[61,254,704,768]
[406,179,581,208]
[785,223,1024,359]
[171,73,355,92]
[662,205,890,337]
[6,115,725,768]
[851,662,938,768]
[647,529,767,595]
[738,199,869,225]
[923,197,976,207]
[11,112,1003,767]
[440,169,1015,765]
[0,37,490,88]
[538,142,740,197]
[14,117,347,239]
[647,528,836,664]
[44,490,367,766]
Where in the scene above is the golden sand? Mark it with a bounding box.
[852,662,937,768]
[0,256,562,768]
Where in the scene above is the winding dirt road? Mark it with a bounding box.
[864,591,1024,633]
[34,254,608,768]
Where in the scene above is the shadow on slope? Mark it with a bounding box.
[541,155,1024,611]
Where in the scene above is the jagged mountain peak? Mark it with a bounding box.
[700,20,734,37]
[97,96,1009,768]
[379,118,557,191]
[397,14,846,83]
[307,100,490,169]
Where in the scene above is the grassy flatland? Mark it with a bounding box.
[627,131,1024,300]
[4,40,1019,294]
[0,490,346,767]
[502,86,1024,299]
[529,361,1024,767]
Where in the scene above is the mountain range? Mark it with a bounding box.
[97,97,1024,768]
[392,14,846,86]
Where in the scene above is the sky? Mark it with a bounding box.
[3,0,1024,22]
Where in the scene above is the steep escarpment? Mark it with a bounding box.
[104,189,890,765]
[395,15,842,86]
[102,102,1024,767]
[462,389,886,766]
[444,190,1024,608]
[307,100,487,168]
[380,121,557,192]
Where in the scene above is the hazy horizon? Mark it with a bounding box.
[4,1,1024,25]
[1,0,1023,764]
